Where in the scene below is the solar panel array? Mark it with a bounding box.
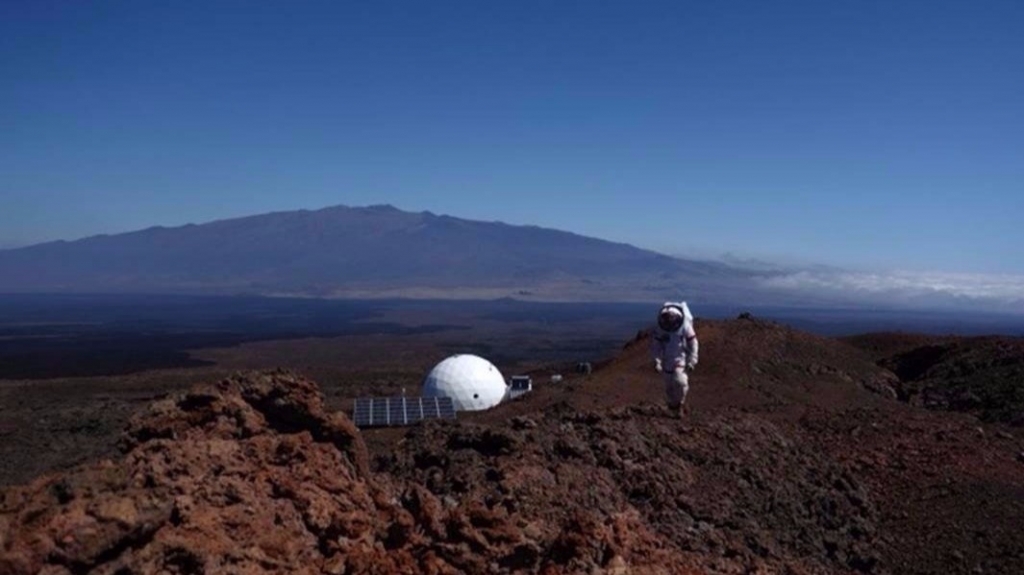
[351,396,456,428]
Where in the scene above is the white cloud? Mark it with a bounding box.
[760,269,1024,311]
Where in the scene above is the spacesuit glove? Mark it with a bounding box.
[654,359,663,373]
[685,363,696,373]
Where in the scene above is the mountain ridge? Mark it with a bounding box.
[0,204,756,303]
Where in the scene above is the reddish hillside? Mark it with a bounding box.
[3,317,1024,574]
[453,315,899,421]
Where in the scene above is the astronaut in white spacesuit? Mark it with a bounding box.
[650,302,700,417]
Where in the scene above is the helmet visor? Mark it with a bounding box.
[658,309,683,332]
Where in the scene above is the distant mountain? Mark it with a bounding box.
[0,205,768,302]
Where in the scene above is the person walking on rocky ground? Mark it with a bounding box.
[650,301,699,417]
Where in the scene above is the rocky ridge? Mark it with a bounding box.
[844,332,1024,424]
[0,371,703,574]
[3,318,1024,574]
[0,368,887,574]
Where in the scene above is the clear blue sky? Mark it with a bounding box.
[2,0,1022,273]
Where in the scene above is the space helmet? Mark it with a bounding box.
[657,304,684,332]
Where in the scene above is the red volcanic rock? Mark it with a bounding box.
[0,371,389,574]
[0,371,699,574]
[381,405,884,575]
[5,318,1024,575]
[0,372,473,574]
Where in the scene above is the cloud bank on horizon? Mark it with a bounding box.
[760,268,1024,312]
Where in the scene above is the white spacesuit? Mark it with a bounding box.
[650,302,699,416]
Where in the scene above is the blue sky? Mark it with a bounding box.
[2,0,1022,274]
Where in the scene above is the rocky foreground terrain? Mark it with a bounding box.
[2,317,1023,574]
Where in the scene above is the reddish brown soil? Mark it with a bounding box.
[2,316,1023,574]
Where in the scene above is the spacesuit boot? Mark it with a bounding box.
[668,401,682,418]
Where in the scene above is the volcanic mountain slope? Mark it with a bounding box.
[0,204,751,302]
[3,318,1024,574]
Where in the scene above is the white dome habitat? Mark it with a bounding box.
[423,354,508,411]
